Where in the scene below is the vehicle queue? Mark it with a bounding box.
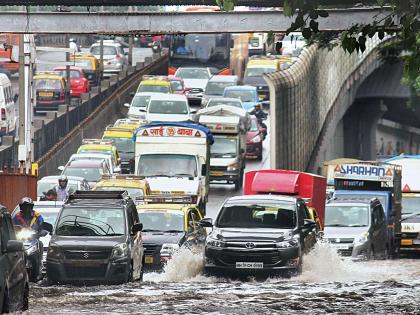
[2,35,419,314]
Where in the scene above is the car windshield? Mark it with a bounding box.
[224,90,254,102]
[103,137,134,154]
[207,99,242,108]
[245,67,276,77]
[138,154,197,177]
[148,100,188,115]
[402,196,420,214]
[205,82,234,95]
[56,207,125,236]
[139,211,184,232]
[217,202,297,228]
[334,193,387,212]
[55,70,81,79]
[73,59,93,70]
[131,95,151,108]
[170,80,184,91]
[35,79,62,90]
[325,205,369,227]
[37,181,79,196]
[250,119,259,131]
[138,84,169,93]
[35,208,60,225]
[211,136,238,158]
[176,68,210,79]
[63,167,103,182]
[95,186,144,199]
[90,45,117,55]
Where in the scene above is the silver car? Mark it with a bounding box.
[89,40,128,75]
[323,198,388,260]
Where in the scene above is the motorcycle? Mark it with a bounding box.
[257,116,268,140]
[152,41,162,53]
[16,227,48,282]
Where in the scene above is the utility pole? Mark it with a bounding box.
[18,33,35,173]
[65,34,71,106]
[128,36,133,66]
[99,36,104,83]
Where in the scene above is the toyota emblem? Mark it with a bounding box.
[83,252,89,259]
[245,242,256,249]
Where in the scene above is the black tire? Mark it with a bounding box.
[234,179,241,191]
[2,288,10,313]
[21,284,29,311]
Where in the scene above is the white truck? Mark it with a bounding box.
[198,115,246,190]
[134,122,212,215]
[386,156,420,253]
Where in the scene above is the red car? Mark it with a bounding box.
[53,66,90,98]
[168,76,188,95]
[246,116,266,160]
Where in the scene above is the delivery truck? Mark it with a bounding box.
[134,122,213,215]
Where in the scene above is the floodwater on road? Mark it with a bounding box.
[28,244,420,314]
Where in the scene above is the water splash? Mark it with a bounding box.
[144,247,206,283]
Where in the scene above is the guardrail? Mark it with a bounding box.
[0,51,168,177]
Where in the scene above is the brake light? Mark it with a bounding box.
[1,108,5,120]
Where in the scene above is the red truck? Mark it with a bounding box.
[244,169,327,228]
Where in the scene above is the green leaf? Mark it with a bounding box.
[302,27,312,40]
[310,20,319,32]
[283,0,294,16]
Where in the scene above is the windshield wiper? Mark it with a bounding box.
[325,224,349,227]
[172,173,195,177]
[164,230,184,233]
[348,224,367,227]
[142,229,162,232]
[105,233,124,236]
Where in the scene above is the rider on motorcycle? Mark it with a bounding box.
[250,104,268,129]
[12,197,44,232]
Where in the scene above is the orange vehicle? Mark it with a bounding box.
[0,34,19,73]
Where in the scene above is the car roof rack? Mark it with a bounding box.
[68,190,129,200]
[136,194,194,205]
[82,139,114,145]
[101,174,145,181]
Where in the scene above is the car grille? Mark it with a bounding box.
[328,238,354,244]
[219,250,282,265]
[64,250,111,260]
[188,88,203,94]
[210,166,227,172]
[226,242,276,249]
[144,243,161,256]
[65,265,108,279]
[337,248,353,256]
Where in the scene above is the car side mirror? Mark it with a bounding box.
[201,164,207,176]
[58,166,65,172]
[303,219,316,229]
[42,222,53,233]
[124,103,130,108]
[133,222,143,233]
[6,240,24,253]
[200,218,213,228]
[139,108,146,112]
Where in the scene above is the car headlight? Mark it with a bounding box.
[206,236,226,248]
[353,232,369,245]
[16,229,36,240]
[47,245,63,259]
[249,135,261,143]
[227,161,240,171]
[111,243,128,259]
[160,243,180,256]
[276,237,299,249]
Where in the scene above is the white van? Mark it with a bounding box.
[0,73,16,137]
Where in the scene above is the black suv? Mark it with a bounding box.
[0,205,29,313]
[201,195,317,277]
[46,191,144,284]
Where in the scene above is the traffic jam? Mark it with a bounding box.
[1,29,419,314]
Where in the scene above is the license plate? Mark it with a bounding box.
[210,171,224,176]
[236,262,263,269]
[72,261,101,267]
[332,244,350,250]
[39,92,53,97]
[401,239,413,246]
[145,255,154,264]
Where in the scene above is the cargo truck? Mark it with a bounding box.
[385,155,420,253]
[244,169,327,228]
[134,122,213,215]
[332,162,402,258]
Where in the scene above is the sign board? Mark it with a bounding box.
[333,164,394,182]
[138,126,207,138]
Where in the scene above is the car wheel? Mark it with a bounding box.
[21,284,29,311]
[2,288,10,313]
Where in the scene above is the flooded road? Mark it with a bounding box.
[29,244,420,314]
